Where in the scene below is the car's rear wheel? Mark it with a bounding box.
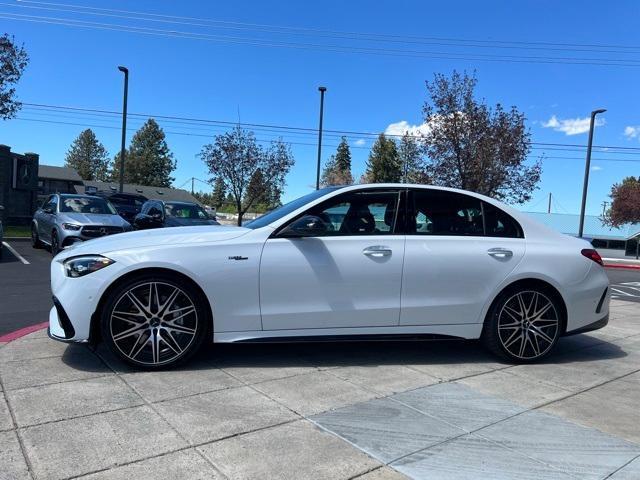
[50,230,60,256]
[482,287,562,363]
[31,225,42,248]
[100,274,208,369]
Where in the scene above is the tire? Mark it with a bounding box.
[31,225,42,248]
[100,274,208,369]
[482,286,563,363]
[50,230,60,256]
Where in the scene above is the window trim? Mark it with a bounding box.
[272,187,404,239]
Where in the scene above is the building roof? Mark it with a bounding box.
[525,212,640,241]
[38,165,83,182]
[75,181,201,204]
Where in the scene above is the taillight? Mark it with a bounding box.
[581,249,604,266]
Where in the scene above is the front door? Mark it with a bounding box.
[400,189,526,326]
[260,189,405,331]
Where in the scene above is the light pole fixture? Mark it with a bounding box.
[316,86,327,190]
[578,108,606,238]
[117,66,129,193]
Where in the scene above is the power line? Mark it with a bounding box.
[10,0,640,54]
[20,102,640,154]
[2,10,640,67]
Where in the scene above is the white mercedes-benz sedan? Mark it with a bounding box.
[48,184,610,369]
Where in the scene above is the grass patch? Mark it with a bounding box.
[3,225,31,237]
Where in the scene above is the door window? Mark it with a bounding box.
[44,196,58,213]
[409,190,523,238]
[291,190,400,236]
[147,203,163,217]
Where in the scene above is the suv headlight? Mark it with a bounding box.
[62,223,82,231]
[64,255,115,278]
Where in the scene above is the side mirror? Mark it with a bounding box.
[280,215,328,237]
[43,207,54,214]
[133,214,150,229]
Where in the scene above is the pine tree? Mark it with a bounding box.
[321,137,353,186]
[398,132,428,183]
[64,129,110,181]
[211,177,226,208]
[111,119,176,187]
[363,134,401,183]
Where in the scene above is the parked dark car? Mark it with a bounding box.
[93,191,148,223]
[133,200,220,230]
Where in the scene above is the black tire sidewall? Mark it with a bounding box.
[31,226,40,248]
[483,286,563,364]
[51,231,59,256]
[100,274,208,370]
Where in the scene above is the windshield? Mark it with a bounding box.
[244,187,342,229]
[60,196,117,215]
[165,203,209,219]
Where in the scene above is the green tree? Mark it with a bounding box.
[64,129,110,181]
[211,177,226,208]
[111,119,176,187]
[398,132,428,184]
[362,133,401,183]
[245,169,271,209]
[321,137,354,186]
[200,126,294,225]
[421,70,540,203]
[0,34,28,120]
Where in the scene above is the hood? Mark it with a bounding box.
[57,225,250,258]
[59,212,130,227]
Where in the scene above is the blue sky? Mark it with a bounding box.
[2,0,640,215]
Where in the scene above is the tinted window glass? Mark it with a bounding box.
[410,190,483,236]
[59,196,116,214]
[482,202,523,238]
[303,190,399,236]
[147,203,163,217]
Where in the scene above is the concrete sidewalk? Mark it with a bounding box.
[1,301,639,480]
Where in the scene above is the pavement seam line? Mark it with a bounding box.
[90,349,232,480]
[603,453,640,479]
[0,365,36,479]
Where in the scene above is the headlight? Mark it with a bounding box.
[62,223,82,231]
[64,255,115,278]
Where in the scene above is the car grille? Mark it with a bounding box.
[81,226,124,238]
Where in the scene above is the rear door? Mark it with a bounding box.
[400,189,525,326]
[39,195,58,242]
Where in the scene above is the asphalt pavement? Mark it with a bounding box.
[1,238,639,337]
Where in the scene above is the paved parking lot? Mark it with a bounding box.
[0,300,639,479]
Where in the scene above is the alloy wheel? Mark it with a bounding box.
[109,282,198,366]
[51,232,59,256]
[497,290,560,360]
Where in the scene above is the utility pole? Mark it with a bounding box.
[578,108,606,238]
[117,66,129,193]
[316,86,327,190]
[601,201,609,217]
[191,177,195,195]
[548,193,552,214]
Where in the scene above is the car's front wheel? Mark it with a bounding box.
[482,287,562,363]
[50,230,60,256]
[101,274,208,369]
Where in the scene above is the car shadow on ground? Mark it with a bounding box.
[60,333,629,373]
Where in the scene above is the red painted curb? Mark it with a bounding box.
[604,264,640,271]
[0,322,49,343]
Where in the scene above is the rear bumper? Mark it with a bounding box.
[564,313,609,336]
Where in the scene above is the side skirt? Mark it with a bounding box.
[214,324,483,343]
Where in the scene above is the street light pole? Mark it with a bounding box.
[316,86,327,190]
[578,108,606,238]
[117,66,129,193]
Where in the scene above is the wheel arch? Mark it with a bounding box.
[484,278,568,334]
[89,267,214,344]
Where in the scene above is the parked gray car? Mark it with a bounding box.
[31,194,132,255]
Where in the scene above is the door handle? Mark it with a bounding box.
[363,246,392,257]
[488,247,513,258]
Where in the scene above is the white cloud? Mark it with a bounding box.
[384,120,432,137]
[353,138,366,146]
[591,165,603,172]
[542,115,605,136]
[624,126,640,139]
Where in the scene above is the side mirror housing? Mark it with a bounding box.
[279,215,328,238]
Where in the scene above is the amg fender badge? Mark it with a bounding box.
[228,255,248,261]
